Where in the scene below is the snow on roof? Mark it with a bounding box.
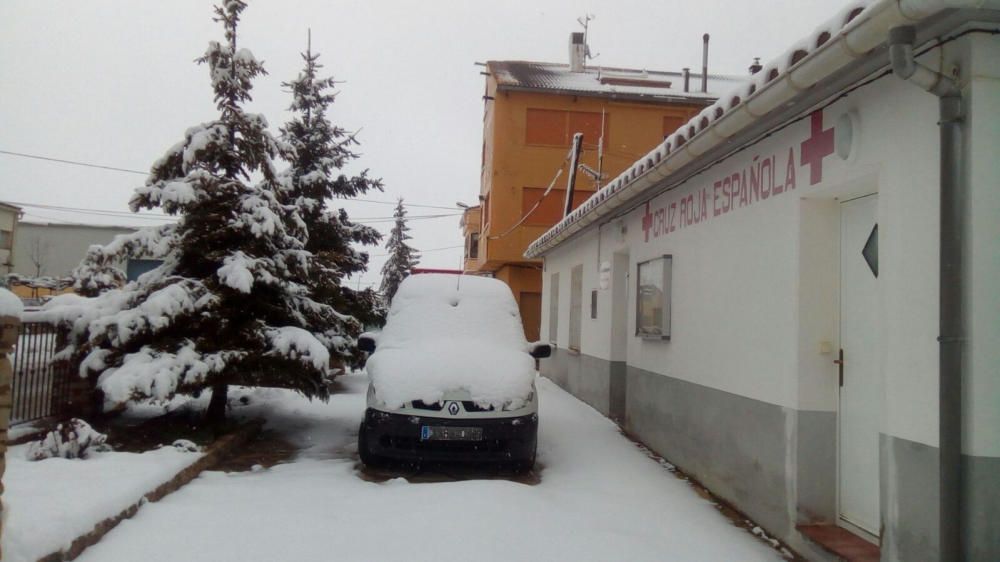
[489,60,744,102]
[525,0,977,258]
[366,274,535,409]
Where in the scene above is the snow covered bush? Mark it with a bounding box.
[26,418,109,461]
[171,439,200,453]
[44,1,383,422]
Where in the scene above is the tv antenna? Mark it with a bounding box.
[577,14,599,62]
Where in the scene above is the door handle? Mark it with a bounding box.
[833,348,844,387]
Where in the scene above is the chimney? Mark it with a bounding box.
[569,32,586,72]
[701,33,710,93]
[749,57,763,75]
[683,68,690,92]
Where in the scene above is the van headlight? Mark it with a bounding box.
[501,391,534,411]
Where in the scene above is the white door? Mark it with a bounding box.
[839,194,881,535]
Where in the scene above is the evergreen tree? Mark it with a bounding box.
[54,1,343,422]
[71,245,126,297]
[379,199,420,304]
[279,35,382,366]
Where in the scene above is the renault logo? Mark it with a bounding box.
[447,402,460,416]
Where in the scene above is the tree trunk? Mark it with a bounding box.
[206,383,228,423]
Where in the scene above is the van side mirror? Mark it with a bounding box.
[358,333,377,353]
[528,342,552,359]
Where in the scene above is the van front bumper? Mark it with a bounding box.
[361,408,537,464]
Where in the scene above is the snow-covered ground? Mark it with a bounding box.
[2,444,204,562]
[69,374,780,562]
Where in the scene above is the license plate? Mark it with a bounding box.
[420,426,483,441]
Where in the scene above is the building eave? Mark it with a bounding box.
[494,84,719,106]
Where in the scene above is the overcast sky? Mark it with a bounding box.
[0,0,835,288]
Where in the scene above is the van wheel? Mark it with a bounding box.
[358,423,384,468]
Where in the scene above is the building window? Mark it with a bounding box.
[467,233,480,259]
[548,272,559,344]
[636,255,672,340]
[0,230,12,250]
[569,265,583,351]
[526,109,608,149]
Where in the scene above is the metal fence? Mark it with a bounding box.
[10,321,72,425]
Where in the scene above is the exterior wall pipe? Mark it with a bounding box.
[701,34,709,93]
[888,24,964,562]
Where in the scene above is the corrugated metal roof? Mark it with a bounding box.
[488,61,745,102]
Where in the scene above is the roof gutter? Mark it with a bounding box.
[525,0,1000,259]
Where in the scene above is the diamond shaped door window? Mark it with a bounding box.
[862,224,878,278]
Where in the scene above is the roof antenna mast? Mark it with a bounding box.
[577,14,598,64]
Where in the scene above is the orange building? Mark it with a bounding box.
[464,33,743,341]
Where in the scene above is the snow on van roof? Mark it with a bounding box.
[366,274,535,409]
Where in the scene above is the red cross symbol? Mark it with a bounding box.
[641,202,653,242]
[800,110,835,186]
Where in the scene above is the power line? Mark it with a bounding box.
[0,149,463,210]
[372,244,462,257]
[0,149,148,175]
[8,200,460,224]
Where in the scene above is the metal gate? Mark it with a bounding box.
[10,321,72,425]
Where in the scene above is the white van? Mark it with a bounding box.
[357,274,550,471]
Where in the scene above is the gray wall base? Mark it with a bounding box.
[541,350,999,560]
[624,365,793,536]
[962,453,1000,561]
[880,434,940,561]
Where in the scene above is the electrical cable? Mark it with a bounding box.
[0,150,461,210]
[487,154,569,240]
[9,200,460,225]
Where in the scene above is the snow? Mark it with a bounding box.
[89,281,215,347]
[265,326,329,371]
[217,252,255,293]
[71,375,781,562]
[367,274,535,409]
[97,342,234,404]
[490,61,745,100]
[2,444,204,562]
[0,287,23,318]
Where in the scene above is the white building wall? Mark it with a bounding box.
[538,27,998,560]
[12,222,135,278]
[546,71,950,445]
[965,34,1000,458]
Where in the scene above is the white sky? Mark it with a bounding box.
[0,0,836,288]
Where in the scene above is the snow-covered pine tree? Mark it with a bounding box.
[279,35,383,367]
[379,199,420,304]
[71,245,126,297]
[52,1,343,422]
